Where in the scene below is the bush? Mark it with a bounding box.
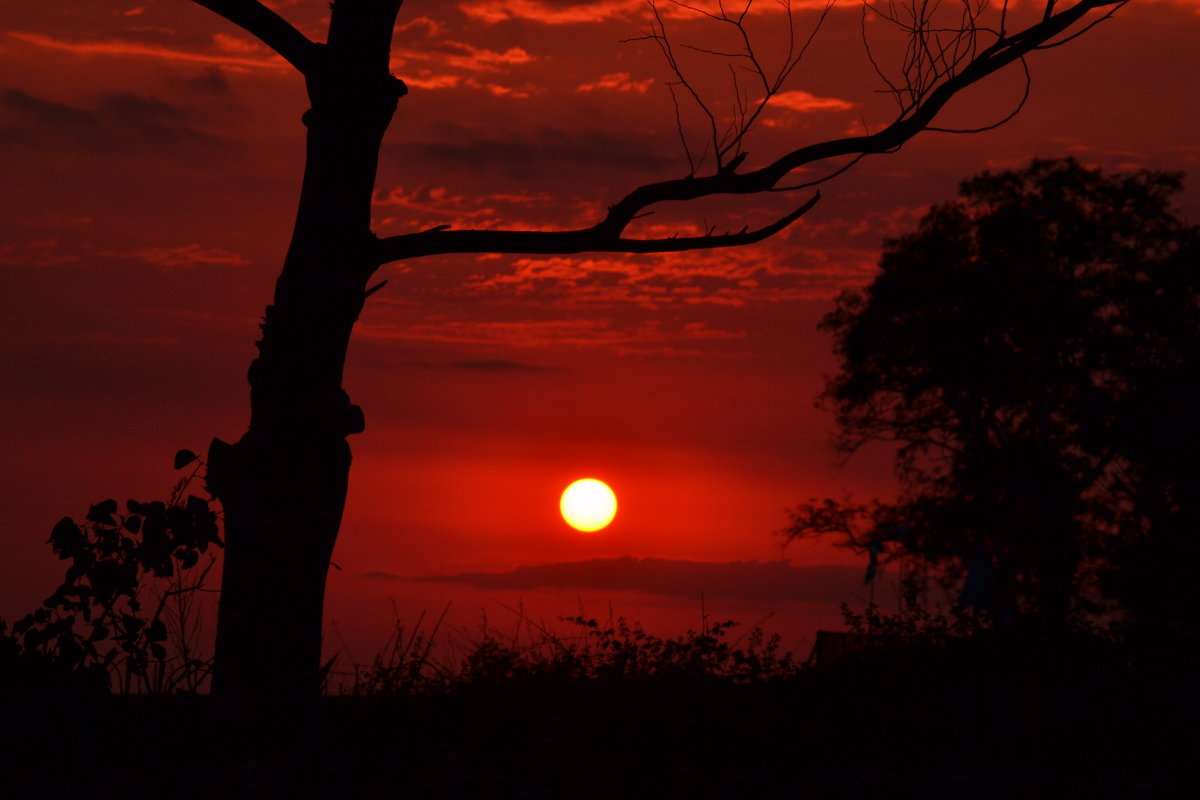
[0,460,222,695]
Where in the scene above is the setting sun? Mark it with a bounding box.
[560,479,617,532]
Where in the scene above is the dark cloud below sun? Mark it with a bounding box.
[368,556,867,605]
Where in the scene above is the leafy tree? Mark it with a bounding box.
[785,157,1200,631]
[179,0,1127,696]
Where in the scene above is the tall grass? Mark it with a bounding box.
[339,603,801,696]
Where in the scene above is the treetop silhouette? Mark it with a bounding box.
[786,157,1200,632]
[183,0,1130,697]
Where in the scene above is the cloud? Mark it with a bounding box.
[367,556,865,605]
[459,0,647,25]
[397,16,446,38]
[396,41,535,73]
[6,31,288,71]
[211,33,267,55]
[357,317,656,349]
[451,359,563,372]
[373,184,568,232]
[355,312,753,354]
[458,0,836,24]
[404,74,464,90]
[771,90,857,113]
[445,43,536,70]
[407,122,673,177]
[167,66,233,95]
[457,245,874,309]
[0,239,83,268]
[576,73,655,93]
[130,244,250,268]
[389,35,538,97]
[397,72,538,97]
[0,88,217,153]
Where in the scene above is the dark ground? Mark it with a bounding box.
[2,639,1196,799]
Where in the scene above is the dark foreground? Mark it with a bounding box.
[3,639,1196,799]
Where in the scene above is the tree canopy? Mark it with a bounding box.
[786,157,1200,631]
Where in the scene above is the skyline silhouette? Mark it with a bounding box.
[3,5,1200,796]
[1,0,1198,682]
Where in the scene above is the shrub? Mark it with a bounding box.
[0,457,221,694]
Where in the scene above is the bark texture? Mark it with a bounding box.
[205,0,406,698]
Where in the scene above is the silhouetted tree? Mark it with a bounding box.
[184,0,1128,696]
[785,158,1200,631]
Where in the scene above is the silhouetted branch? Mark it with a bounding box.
[695,0,1117,181]
[1035,0,1126,48]
[373,193,820,260]
[926,54,1032,134]
[629,0,834,173]
[190,0,321,74]
[364,279,389,299]
[371,0,1121,267]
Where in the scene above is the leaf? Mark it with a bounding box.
[178,548,199,570]
[146,619,168,643]
[86,499,118,526]
[47,517,85,559]
[122,515,142,534]
[173,449,199,470]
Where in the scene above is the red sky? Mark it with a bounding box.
[2,0,1199,662]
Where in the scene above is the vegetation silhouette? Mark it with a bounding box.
[1,461,220,695]
[785,157,1200,637]
[343,609,799,697]
[3,482,1197,798]
[5,587,1196,799]
[182,0,1130,699]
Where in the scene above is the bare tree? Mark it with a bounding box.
[187,0,1126,697]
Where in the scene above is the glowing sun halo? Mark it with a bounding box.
[560,479,617,532]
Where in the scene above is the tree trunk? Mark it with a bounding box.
[206,0,406,699]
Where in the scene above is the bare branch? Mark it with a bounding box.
[369,0,1123,268]
[926,53,1031,134]
[644,0,834,169]
[190,0,321,74]
[771,152,871,192]
[1035,0,1126,48]
[633,2,722,170]
[373,193,820,261]
[667,83,697,175]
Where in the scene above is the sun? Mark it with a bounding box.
[560,478,617,532]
